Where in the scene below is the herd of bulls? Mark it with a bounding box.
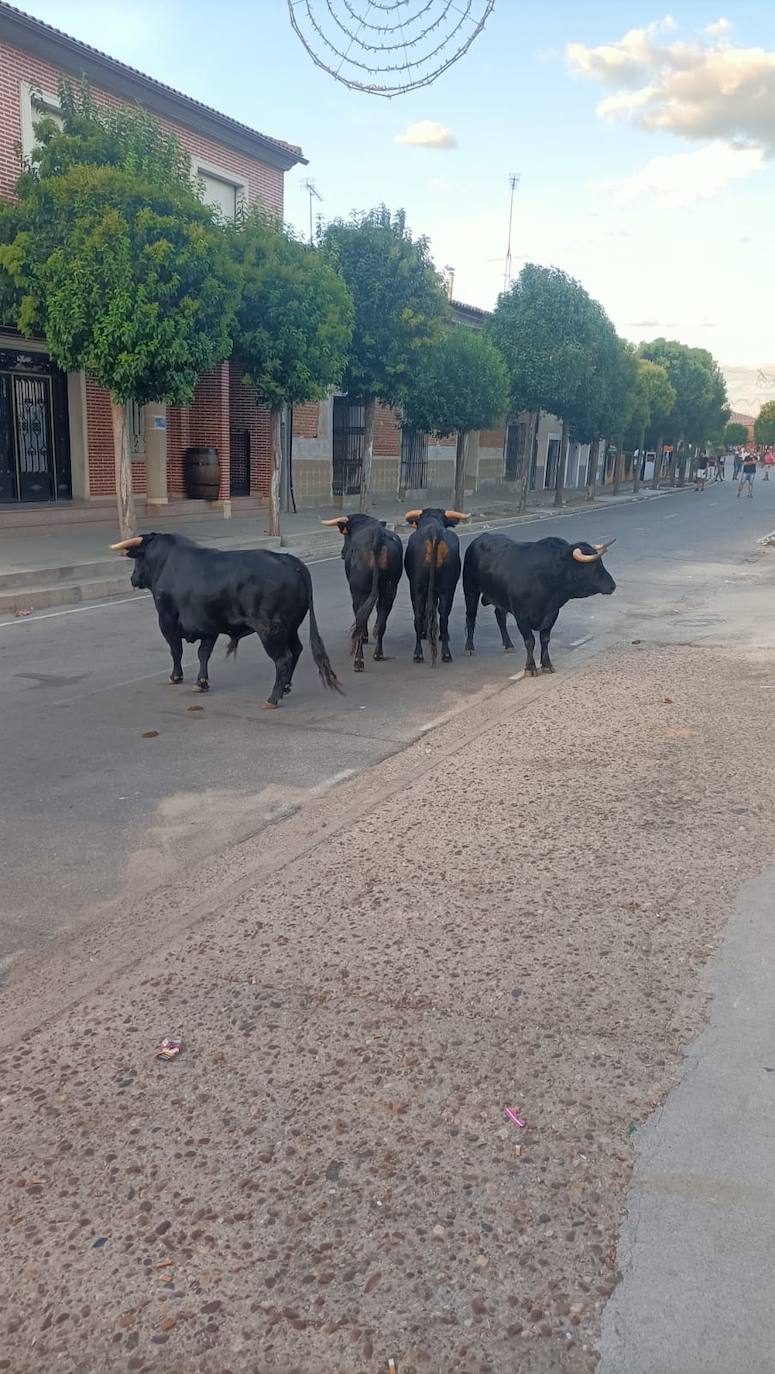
[111,510,616,707]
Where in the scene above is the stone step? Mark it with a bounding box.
[0,575,133,616]
[0,559,125,591]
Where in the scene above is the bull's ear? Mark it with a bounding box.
[379,520,387,527]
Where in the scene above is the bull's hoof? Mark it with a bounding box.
[373,650,385,661]
[465,645,475,655]
[504,645,516,654]
[413,653,424,664]
[169,673,183,684]
[353,660,365,673]
[263,700,280,710]
[541,663,555,674]
[525,666,539,677]
[441,651,452,663]
[193,681,209,693]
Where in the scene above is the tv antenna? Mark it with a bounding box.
[503,173,520,293]
[301,178,323,244]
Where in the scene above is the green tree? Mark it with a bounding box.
[402,326,509,509]
[489,264,607,509]
[754,402,775,447]
[638,339,729,487]
[625,358,676,493]
[724,421,749,447]
[320,206,446,510]
[229,208,353,535]
[0,83,238,536]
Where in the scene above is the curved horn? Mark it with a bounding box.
[594,537,616,554]
[444,510,470,521]
[110,536,143,550]
[320,518,349,528]
[572,546,601,564]
[404,509,423,522]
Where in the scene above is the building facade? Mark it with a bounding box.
[0,1,304,515]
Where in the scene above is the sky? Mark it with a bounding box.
[16,0,775,411]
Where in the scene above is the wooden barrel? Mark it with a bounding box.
[183,446,220,501]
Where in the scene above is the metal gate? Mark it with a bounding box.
[399,427,428,490]
[504,419,526,481]
[0,349,70,503]
[229,427,251,496]
[332,397,364,496]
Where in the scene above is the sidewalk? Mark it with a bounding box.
[2,618,774,1372]
[0,484,684,613]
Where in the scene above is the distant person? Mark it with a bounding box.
[695,452,708,492]
[733,450,743,480]
[738,451,757,498]
[706,453,717,481]
[714,452,725,481]
[764,449,774,481]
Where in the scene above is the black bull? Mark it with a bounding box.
[463,533,616,675]
[111,532,341,707]
[403,508,469,665]
[321,513,403,671]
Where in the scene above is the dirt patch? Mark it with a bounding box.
[1,642,773,1373]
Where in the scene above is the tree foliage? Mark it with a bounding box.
[319,205,446,407]
[625,358,677,447]
[753,401,775,447]
[401,325,509,438]
[725,421,749,447]
[229,207,353,409]
[489,264,598,421]
[638,338,729,444]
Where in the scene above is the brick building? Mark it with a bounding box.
[0,1,304,515]
[290,298,602,507]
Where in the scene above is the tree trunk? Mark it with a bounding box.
[358,397,376,512]
[454,430,469,511]
[111,399,136,540]
[651,434,663,491]
[634,424,645,493]
[676,437,687,487]
[585,439,597,503]
[612,438,623,496]
[667,442,677,487]
[518,410,538,513]
[554,416,569,507]
[267,404,282,537]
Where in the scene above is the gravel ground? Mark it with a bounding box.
[2,635,775,1374]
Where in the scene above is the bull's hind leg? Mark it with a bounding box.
[283,630,303,696]
[159,613,184,683]
[463,576,479,654]
[494,607,516,653]
[439,590,454,663]
[257,627,296,708]
[373,580,398,661]
[194,634,218,691]
[539,609,560,673]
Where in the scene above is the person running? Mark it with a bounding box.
[738,451,757,498]
[763,449,774,481]
[695,452,708,491]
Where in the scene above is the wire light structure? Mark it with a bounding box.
[287,1,495,97]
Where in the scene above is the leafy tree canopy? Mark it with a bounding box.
[753,401,775,447]
[401,325,509,438]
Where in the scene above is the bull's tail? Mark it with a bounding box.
[349,538,381,658]
[306,572,343,694]
[225,637,239,659]
[426,533,440,667]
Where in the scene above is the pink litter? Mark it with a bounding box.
[156,1037,182,1061]
[505,1107,526,1128]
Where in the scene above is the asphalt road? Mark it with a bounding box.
[0,477,771,981]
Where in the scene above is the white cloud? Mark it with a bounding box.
[609,140,765,208]
[395,120,457,149]
[567,18,775,156]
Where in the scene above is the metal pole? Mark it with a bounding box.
[504,173,520,294]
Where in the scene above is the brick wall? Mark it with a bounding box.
[0,39,284,212]
[479,422,506,448]
[228,363,271,497]
[292,402,319,439]
[374,402,401,457]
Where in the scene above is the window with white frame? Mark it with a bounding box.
[127,401,145,458]
[20,83,63,160]
[195,160,246,222]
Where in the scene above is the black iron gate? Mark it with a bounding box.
[0,348,71,503]
[229,427,250,497]
[332,397,364,496]
[399,427,428,489]
[504,419,526,481]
